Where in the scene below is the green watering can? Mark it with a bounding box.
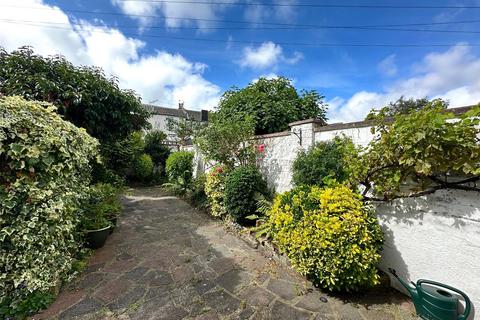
[388,269,471,320]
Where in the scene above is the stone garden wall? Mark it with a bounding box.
[192,112,479,315]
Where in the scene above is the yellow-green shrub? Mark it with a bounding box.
[205,166,228,217]
[267,185,383,292]
[0,96,99,317]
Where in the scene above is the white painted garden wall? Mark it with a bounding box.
[252,118,479,315]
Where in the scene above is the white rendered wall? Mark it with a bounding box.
[252,122,479,315]
[256,123,316,193]
[148,114,176,137]
[314,126,375,147]
[376,190,479,318]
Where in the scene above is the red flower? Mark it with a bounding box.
[257,144,265,153]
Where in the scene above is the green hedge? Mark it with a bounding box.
[144,130,170,167]
[134,153,154,181]
[292,137,356,187]
[165,151,194,185]
[0,96,99,317]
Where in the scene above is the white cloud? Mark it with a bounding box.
[0,0,221,110]
[283,51,304,65]
[328,44,480,123]
[239,41,302,69]
[111,0,237,31]
[378,54,397,77]
[240,42,282,69]
[244,0,298,23]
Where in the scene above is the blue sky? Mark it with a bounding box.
[1,0,480,122]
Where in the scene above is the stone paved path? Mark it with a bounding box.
[35,187,418,320]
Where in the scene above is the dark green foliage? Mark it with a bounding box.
[224,166,270,222]
[80,183,121,231]
[134,153,154,181]
[91,161,125,187]
[189,173,208,208]
[165,151,194,185]
[101,131,145,179]
[365,96,433,119]
[292,137,354,187]
[0,290,54,319]
[216,77,327,135]
[0,46,151,142]
[144,130,170,168]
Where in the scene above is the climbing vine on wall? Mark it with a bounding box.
[357,99,480,200]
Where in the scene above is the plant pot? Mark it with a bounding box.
[85,226,111,249]
[108,216,118,234]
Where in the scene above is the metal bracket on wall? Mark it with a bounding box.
[291,128,302,146]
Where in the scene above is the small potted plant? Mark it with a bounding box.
[89,183,122,234]
[82,209,112,249]
[103,198,122,234]
[81,183,121,248]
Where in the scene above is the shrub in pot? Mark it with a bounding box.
[81,183,121,247]
[82,213,112,249]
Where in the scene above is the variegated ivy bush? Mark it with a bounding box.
[267,185,383,292]
[0,96,99,316]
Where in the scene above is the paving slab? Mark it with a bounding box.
[35,187,417,320]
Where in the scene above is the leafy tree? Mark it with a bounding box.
[100,131,145,178]
[365,96,433,119]
[358,99,480,200]
[166,117,204,146]
[194,117,256,169]
[0,46,150,142]
[216,77,327,135]
[144,130,170,166]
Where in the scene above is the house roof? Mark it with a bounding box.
[143,104,206,122]
[314,104,478,133]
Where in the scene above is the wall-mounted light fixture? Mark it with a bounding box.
[291,128,302,146]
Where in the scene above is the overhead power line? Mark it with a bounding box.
[2,18,480,34]
[110,0,480,9]
[2,20,479,48]
[2,5,480,29]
